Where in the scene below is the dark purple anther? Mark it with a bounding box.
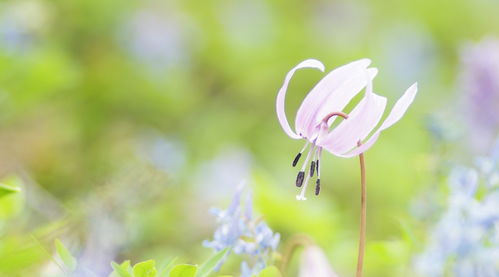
[310,161,316,177]
[292,153,302,167]
[296,171,305,187]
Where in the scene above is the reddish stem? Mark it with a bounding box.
[322,111,349,123]
[356,141,367,277]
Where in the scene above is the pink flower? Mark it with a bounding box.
[299,245,339,277]
[276,59,417,200]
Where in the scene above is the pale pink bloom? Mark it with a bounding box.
[299,245,339,277]
[276,59,417,200]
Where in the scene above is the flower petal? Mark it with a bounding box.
[319,90,387,154]
[294,59,374,139]
[299,246,340,277]
[332,82,418,157]
[378,82,418,131]
[334,132,381,158]
[276,59,325,139]
[322,68,378,128]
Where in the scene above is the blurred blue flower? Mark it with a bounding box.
[120,3,200,71]
[203,185,280,277]
[139,133,187,175]
[0,0,50,53]
[415,142,499,276]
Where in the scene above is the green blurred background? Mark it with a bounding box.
[0,0,498,276]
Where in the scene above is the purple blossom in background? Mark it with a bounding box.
[415,141,499,276]
[310,1,368,50]
[459,38,499,153]
[220,0,275,49]
[120,4,200,71]
[203,186,280,277]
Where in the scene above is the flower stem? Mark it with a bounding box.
[279,234,313,276]
[356,142,367,277]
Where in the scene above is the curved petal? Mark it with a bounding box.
[328,82,418,158]
[294,59,374,139]
[299,246,340,277]
[276,59,325,139]
[378,82,418,130]
[322,68,378,128]
[334,132,381,158]
[319,91,387,154]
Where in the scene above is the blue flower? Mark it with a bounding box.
[203,185,280,276]
[415,142,499,276]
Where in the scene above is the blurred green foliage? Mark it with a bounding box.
[0,0,498,276]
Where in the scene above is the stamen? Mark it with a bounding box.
[310,161,316,177]
[296,171,305,187]
[299,144,315,172]
[292,153,302,167]
[292,142,309,167]
[309,146,317,177]
[315,179,321,195]
[316,148,322,179]
[315,147,323,196]
[296,144,316,200]
[296,172,312,201]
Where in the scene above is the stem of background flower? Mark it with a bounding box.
[356,141,367,277]
[279,234,314,275]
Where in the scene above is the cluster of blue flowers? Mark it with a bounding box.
[415,142,499,276]
[203,186,280,277]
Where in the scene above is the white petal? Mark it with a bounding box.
[294,59,374,139]
[378,82,418,131]
[334,132,380,158]
[299,246,340,277]
[333,83,418,157]
[319,90,387,154]
[276,59,324,139]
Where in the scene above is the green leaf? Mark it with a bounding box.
[133,260,157,277]
[120,260,132,269]
[168,264,197,277]
[159,258,178,277]
[110,261,133,277]
[0,176,21,198]
[195,248,229,277]
[257,266,282,277]
[54,239,77,271]
[0,175,23,219]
